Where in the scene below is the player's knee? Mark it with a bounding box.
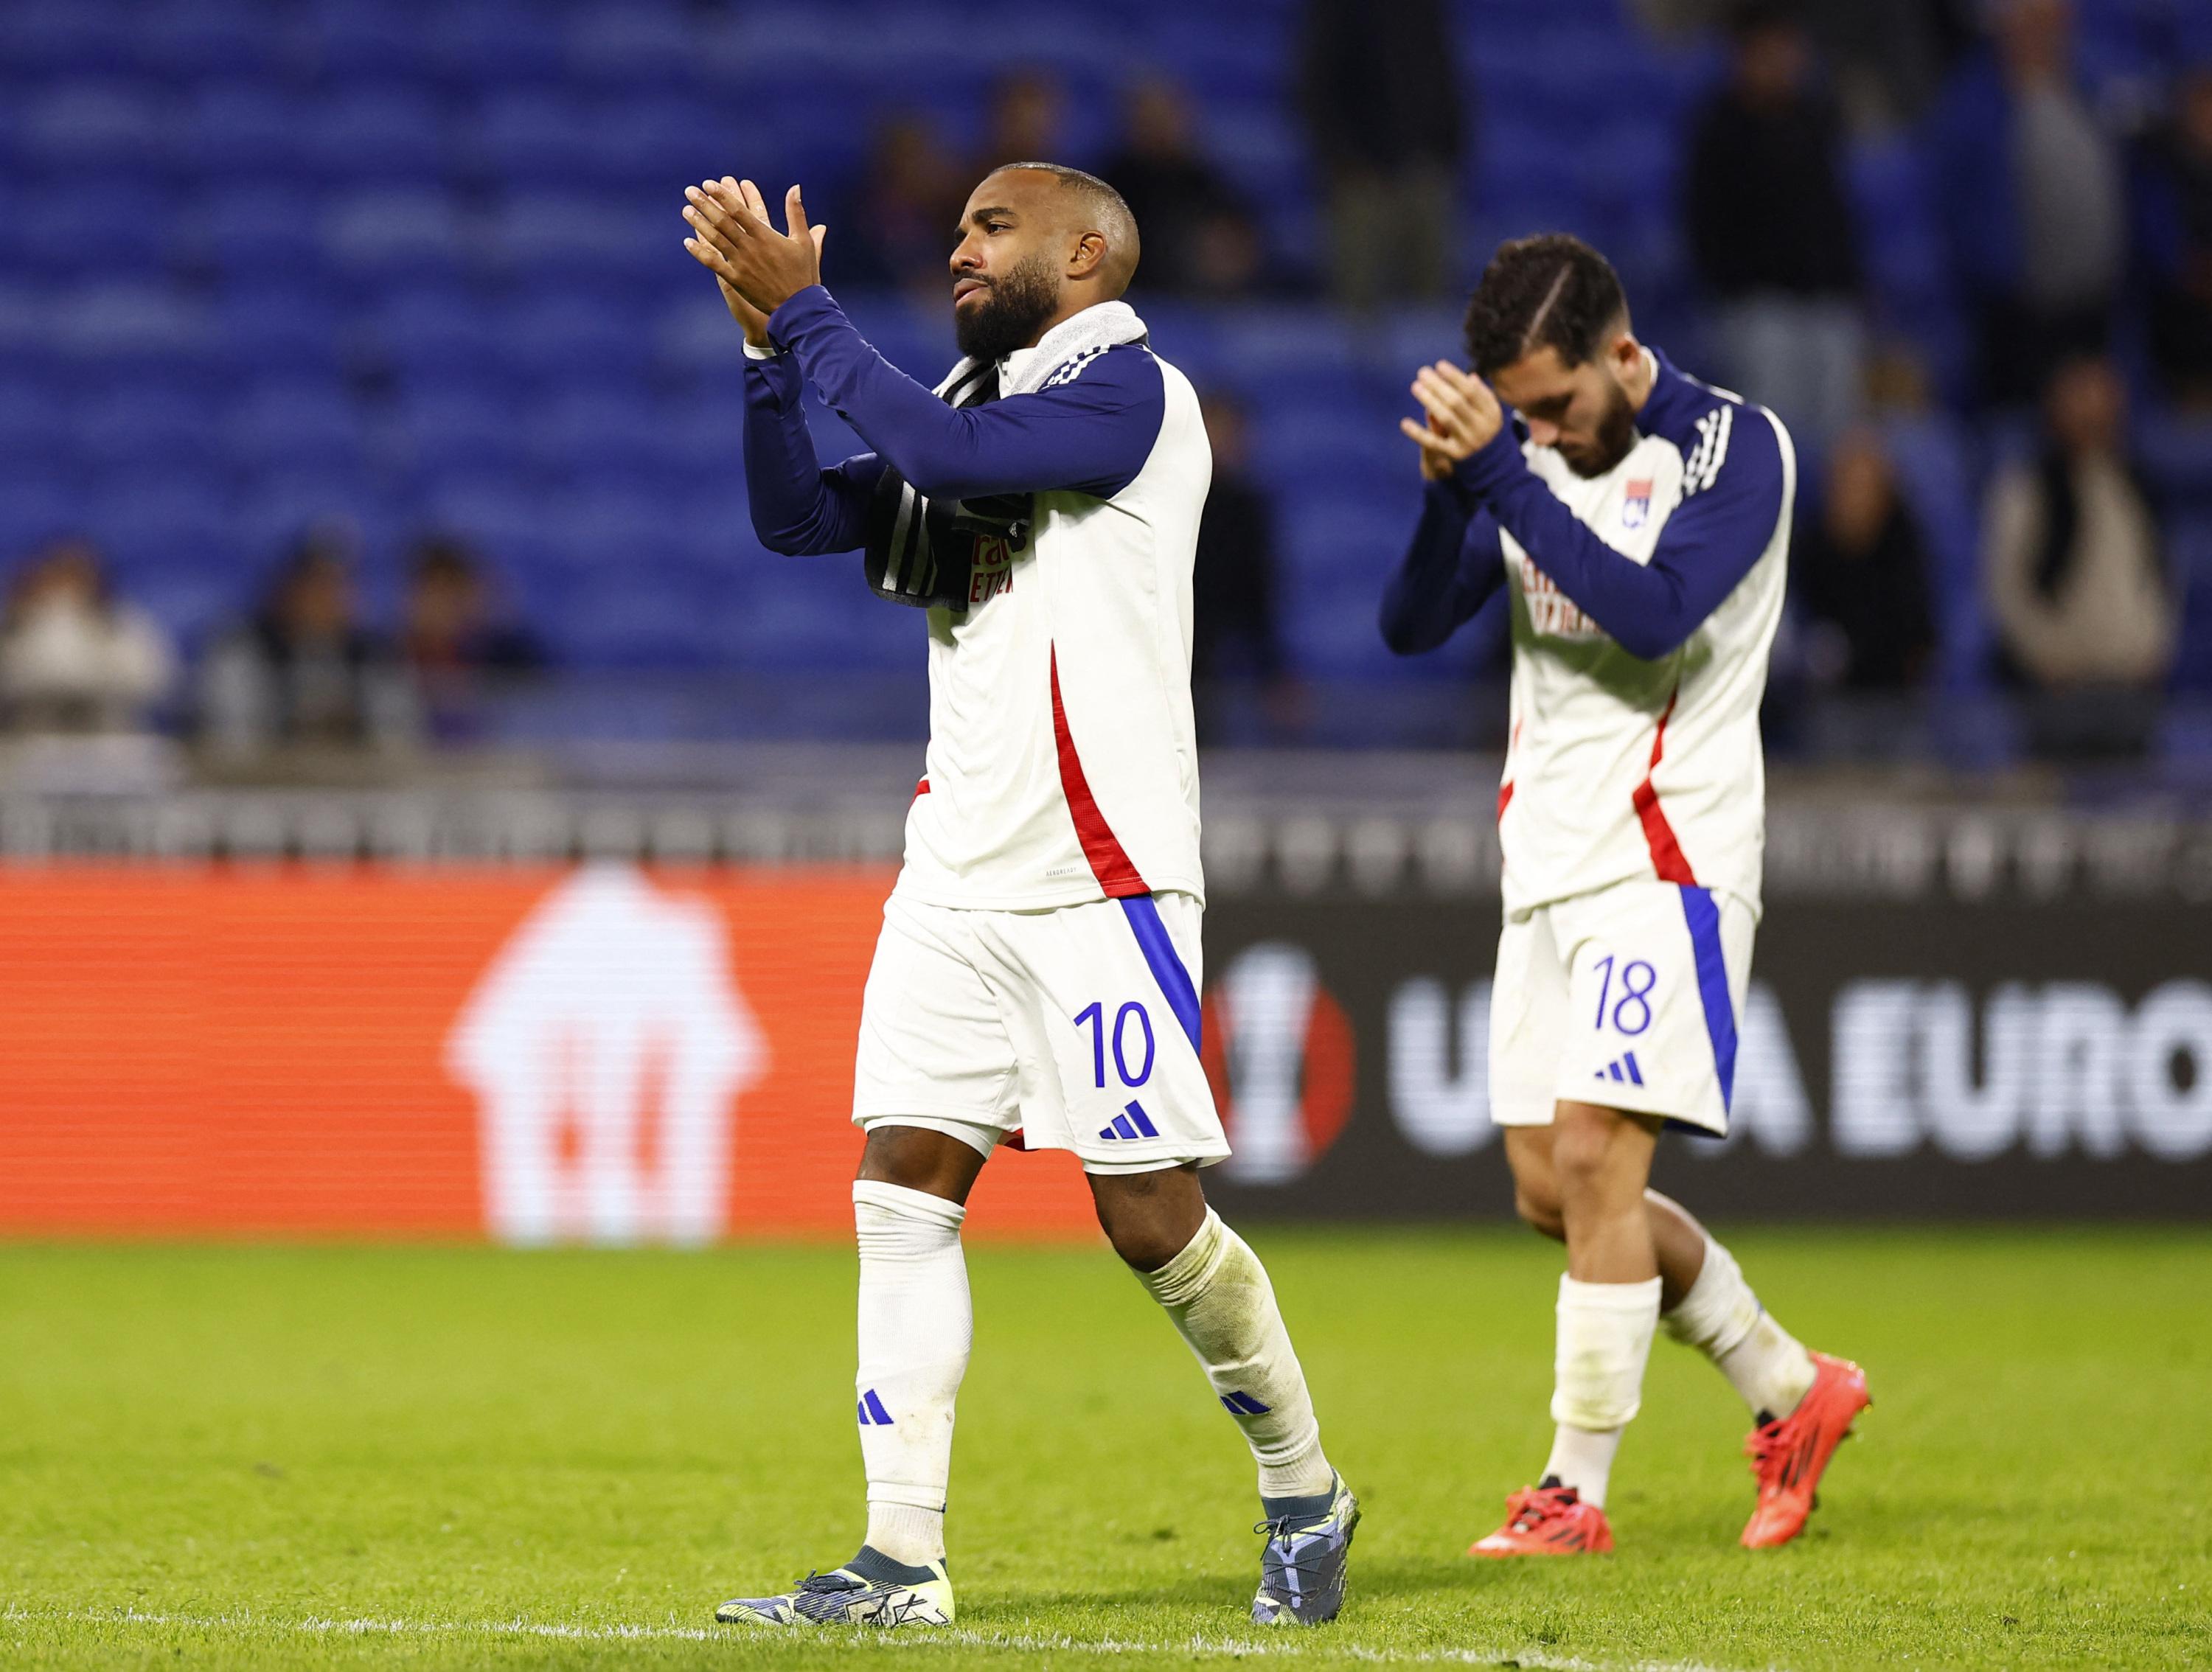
[1548,1116,1623,1207]
[1091,1166,1208,1272]
[1514,1181,1566,1241]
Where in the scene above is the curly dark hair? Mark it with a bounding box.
[1461,234,1629,375]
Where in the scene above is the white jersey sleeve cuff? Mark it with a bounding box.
[742,340,784,360]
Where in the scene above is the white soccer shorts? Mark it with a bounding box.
[1489,876,1756,1137]
[852,891,1230,1174]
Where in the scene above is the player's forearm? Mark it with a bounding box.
[1380,480,1498,655]
[742,353,869,554]
[768,286,1001,499]
[1456,432,1700,661]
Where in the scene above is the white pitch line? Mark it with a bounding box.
[0,1605,1764,1671]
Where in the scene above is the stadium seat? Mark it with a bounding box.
[16,80,170,177]
[397,387,535,483]
[321,189,474,282]
[303,86,452,185]
[185,83,316,182]
[214,284,345,377]
[0,0,137,77]
[370,285,507,383]
[128,0,279,80]
[69,385,220,476]
[0,378,66,470]
[301,0,431,80]
[562,2,699,91]
[504,291,655,384]
[197,183,328,283]
[484,191,663,285]
[426,1,568,88]
[0,470,86,553]
[420,476,550,565]
[462,89,602,184]
[15,184,176,282]
[228,382,369,477]
[524,389,672,484]
[49,284,214,367]
[85,470,236,557]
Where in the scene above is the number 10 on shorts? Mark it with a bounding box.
[1075,1000,1155,1088]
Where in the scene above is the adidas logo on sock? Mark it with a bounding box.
[1219,1390,1272,1415]
[1593,1051,1644,1087]
[856,1389,893,1425]
[1096,1100,1160,1142]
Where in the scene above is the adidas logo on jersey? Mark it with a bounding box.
[857,1389,894,1425]
[1595,1051,1646,1087]
[1096,1101,1161,1142]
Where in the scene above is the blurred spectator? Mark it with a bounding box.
[2136,64,2212,408]
[0,537,173,734]
[1984,357,2173,756]
[1933,0,2122,408]
[1793,428,1935,690]
[1298,0,1464,310]
[1685,2,1865,462]
[201,526,417,755]
[836,112,968,296]
[977,69,1068,174]
[1192,393,1297,736]
[1102,77,1265,299]
[400,534,543,745]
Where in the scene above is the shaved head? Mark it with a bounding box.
[986,161,1141,296]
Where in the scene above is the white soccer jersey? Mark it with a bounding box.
[1497,400,1792,915]
[746,293,1209,911]
[899,339,1209,911]
[1384,350,1795,916]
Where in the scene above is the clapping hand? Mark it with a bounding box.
[682,177,826,344]
[1399,360,1506,481]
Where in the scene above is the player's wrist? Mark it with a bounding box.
[1452,424,1523,498]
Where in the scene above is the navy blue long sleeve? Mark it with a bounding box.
[742,346,881,556]
[1452,373,1787,661]
[1379,478,1508,654]
[767,286,1165,502]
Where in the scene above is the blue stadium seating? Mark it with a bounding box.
[0,0,2199,732]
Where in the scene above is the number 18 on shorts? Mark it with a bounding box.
[1487,877,1757,1137]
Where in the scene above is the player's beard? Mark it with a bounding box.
[1560,378,1639,478]
[953,251,1060,363]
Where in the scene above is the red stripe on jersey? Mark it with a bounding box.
[1498,780,1514,821]
[1633,688,1698,886]
[1048,647,1150,898]
[913,777,931,800]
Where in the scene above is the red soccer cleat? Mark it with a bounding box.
[1467,1484,1614,1557]
[1741,1351,1871,1549]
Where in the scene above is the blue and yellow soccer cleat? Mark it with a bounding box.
[713,1547,953,1629]
[1251,1473,1360,1626]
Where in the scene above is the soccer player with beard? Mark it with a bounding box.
[1380,234,1870,1557]
[678,167,1357,1629]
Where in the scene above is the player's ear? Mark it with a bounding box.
[1068,229,1106,280]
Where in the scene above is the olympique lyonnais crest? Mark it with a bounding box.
[1622,478,1653,529]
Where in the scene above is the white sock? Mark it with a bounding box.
[1660,1233,1816,1422]
[1542,1424,1624,1508]
[1546,1275,1662,1510]
[1135,1208,1336,1504]
[852,1180,971,1567]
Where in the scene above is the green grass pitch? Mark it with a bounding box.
[1,1227,2206,1669]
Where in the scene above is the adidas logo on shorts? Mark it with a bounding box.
[1096,1100,1161,1142]
[1595,1051,1645,1087]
